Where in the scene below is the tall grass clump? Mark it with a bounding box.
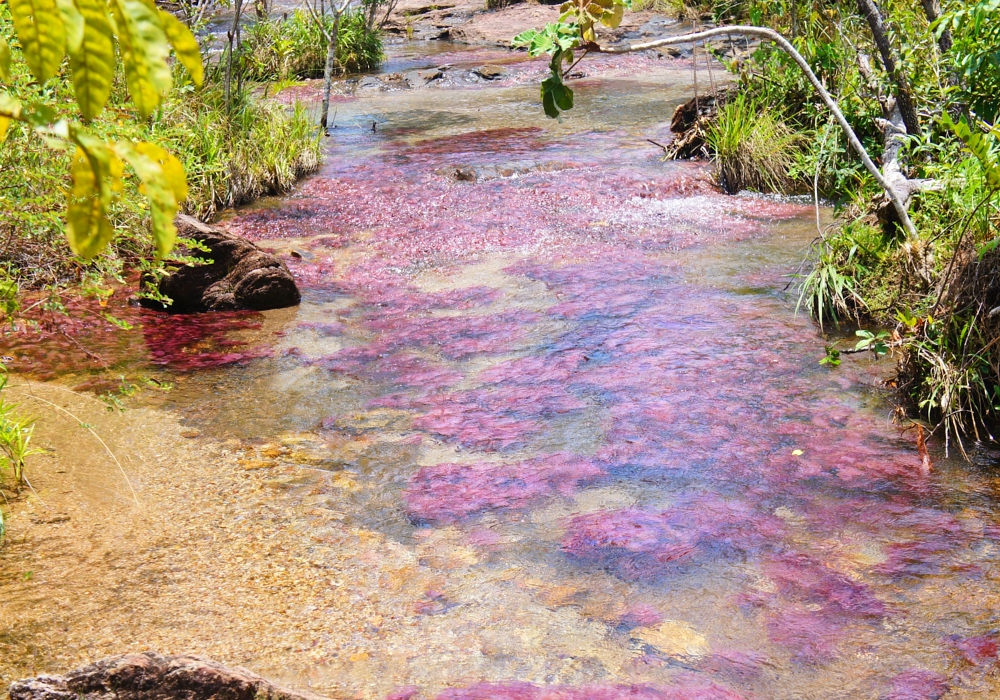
[0,370,40,492]
[242,9,384,82]
[705,94,801,194]
[154,86,322,220]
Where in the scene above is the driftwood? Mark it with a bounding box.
[600,26,928,237]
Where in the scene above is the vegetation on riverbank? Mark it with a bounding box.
[241,9,384,81]
[696,0,1000,451]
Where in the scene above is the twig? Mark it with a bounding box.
[14,393,139,506]
[562,48,591,78]
[646,139,670,156]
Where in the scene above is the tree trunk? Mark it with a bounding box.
[920,0,953,53]
[320,13,341,130]
[856,0,921,137]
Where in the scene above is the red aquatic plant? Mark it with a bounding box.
[405,453,604,523]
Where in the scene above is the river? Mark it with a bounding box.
[1,41,999,700]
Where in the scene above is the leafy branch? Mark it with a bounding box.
[0,0,204,260]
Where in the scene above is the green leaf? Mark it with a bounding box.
[8,0,66,83]
[69,0,116,122]
[0,34,10,82]
[109,0,173,119]
[511,29,539,50]
[540,50,574,119]
[943,113,1000,189]
[158,10,203,87]
[56,0,85,54]
[67,132,123,259]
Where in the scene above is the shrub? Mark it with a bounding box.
[241,10,384,82]
[0,9,322,288]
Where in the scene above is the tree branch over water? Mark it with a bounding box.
[598,26,919,236]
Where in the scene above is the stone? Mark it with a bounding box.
[632,620,710,659]
[357,76,383,91]
[9,653,329,700]
[404,68,444,88]
[474,65,506,80]
[142,215,300,313]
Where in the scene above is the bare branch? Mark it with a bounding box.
[303,0,332,40]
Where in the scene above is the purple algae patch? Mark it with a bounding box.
[405,453,605,524]
[883,670,949,700]
[946,633,999,666]
[404,383,589,450]
[429,680,749,700]
[561,497,786,581]
[740,553,888,663]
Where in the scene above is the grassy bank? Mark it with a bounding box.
[0,7,323,291]
[241,9,384,81]
[673,0,1000,451]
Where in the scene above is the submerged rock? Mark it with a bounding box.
[143,215,301,312]
[473,65,506,80]
[9,653,326,700]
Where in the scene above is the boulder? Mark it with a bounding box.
[143,215,300,313]
[8,653,328,700]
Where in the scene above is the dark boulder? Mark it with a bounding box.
[8,653,328,700]
[143,215,301,313]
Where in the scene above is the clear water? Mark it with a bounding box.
[7,48,1000,700]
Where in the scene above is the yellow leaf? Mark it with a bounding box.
[0,116,9,144]
[601,2,623,28]
[115,141,179,257]
[792,449,804,456]
[8,0,66,83]
[134,141,187,202]
[56,0,85,53]
[158,10,204,87]
[66,141,120,259]
[69,0,116,122]
[109,0,172,119]
[0,34,10,82]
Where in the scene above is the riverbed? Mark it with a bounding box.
[2,42,1000,700]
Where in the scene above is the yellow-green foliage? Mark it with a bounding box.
[0,8,321,287]
[1,0,204,261]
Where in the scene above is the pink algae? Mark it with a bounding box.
[883,670,949,700]
[0,291,266,379]
[561,497,787,581]
[946,634,999,666]
[430,680,749,700]
[405,453,604,524]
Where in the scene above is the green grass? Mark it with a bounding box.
[241,9,384,82]
[705,93,802,194]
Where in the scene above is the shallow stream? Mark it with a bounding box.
[4,44,1000,700]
